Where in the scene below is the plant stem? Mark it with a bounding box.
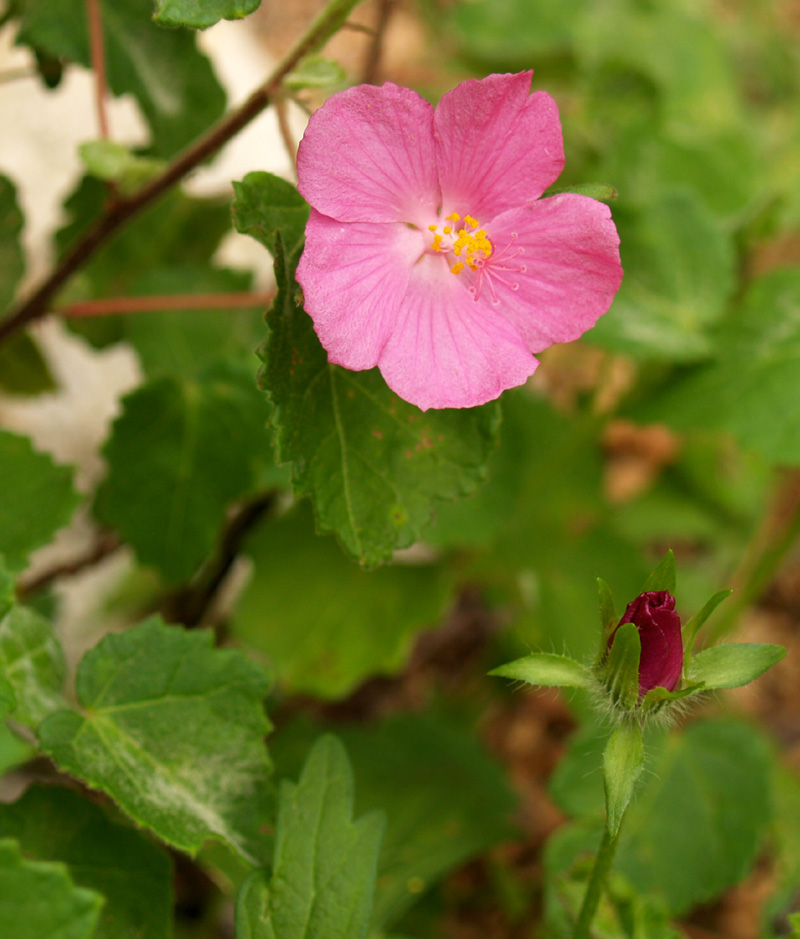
[0,0,366,347]
[572,825,620,939]
[59,290,275,318]
[85,0,110,140]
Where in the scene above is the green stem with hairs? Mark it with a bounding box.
[572,823,621,939]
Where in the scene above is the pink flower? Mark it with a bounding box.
[296,72,623,411]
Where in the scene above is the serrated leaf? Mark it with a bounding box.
[616,719,773,913]
[588,191,735,361]
[0,838,103,939]
[0,785,172,939]
[38,617,273,864]
[232,171,310,261]
[260,234,500,565]
[95,366,274,583]
[236,735,384,939]
[285,55,346,90]
[0,602,67,728]
[18,0,225,157]
[686,643,786,690]
[549,719,773,915]
[604,621,641,708]
[640,550,676,594]
[645,269,800,465]
[271,713,517,931]
[154,0,261,29]
[0,173,24,317]
[489,653,594,689]
[0,429,80,572]
[231,502,453,698]
[603,721,644,837]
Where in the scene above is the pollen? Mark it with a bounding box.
[427,212,493,273]
[428,224,438,232]
[446,212,460,222]
[450,262,464,275]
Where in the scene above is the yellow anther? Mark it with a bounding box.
[465,215,478,228]
[432,234,443,252]
[443,226,452,234]
[450,262,464,275]
[446,212,460,221]
[428,224,438,232]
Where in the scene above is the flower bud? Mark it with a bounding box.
[609,591,683,698]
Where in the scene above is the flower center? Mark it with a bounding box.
[427,213,492,276]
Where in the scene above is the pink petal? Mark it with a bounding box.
[297,209,424,370]
[483,194,623,353]
[296,83,440,226]
[434,72,564,221]
[377,257,537,411]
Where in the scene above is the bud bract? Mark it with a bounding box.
[609,590,683,698]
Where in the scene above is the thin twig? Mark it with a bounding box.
[362,0,395,84]
[0,0,366,347]
[85,0,110,140]
[161,492,276,628]
[16,530,122,601]
[59,291,275,318]
[274,95,298,178]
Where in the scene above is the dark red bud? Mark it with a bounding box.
[609,590,683,697]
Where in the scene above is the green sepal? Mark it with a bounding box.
[603,720,644,837]
[686,643,786,690]
[596,577,618,663]
[681,589,732,668]
[639,550,676,594]
[602,622,641,709]
[542,182,618,203]
[285,55,345,90]
[639,682,704,711]
[489,653,594,689]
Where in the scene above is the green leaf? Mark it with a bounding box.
[17,0,225,157]
[236,735,384,939]
[0,838,103,939]
[231,502,454,698]
[588,192,735,361]
[0,785,172,939]
[0,332,56,395]
[645,270,800,466]
[270,713,517,931]
[616,719,773,913]
[38,617,273,864]
[0,429,80,572]
[603,621,641,709]
[681,590,732,667]
[95,366,274,583]
[543,182,618,203]
[232,171,310,261]
[0,603,67,728]
[0,723,33,776]
[489,653,594,689]
[686,643,786,690]
[0,174,24,316]
[597,577,618,635]
[603,721,644,837]
[639,549,676,594]
[549,719,773,915]
[285,55,346,90]
[78,140,163,193]
[154,0,261,29]
[260,234,500,565]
